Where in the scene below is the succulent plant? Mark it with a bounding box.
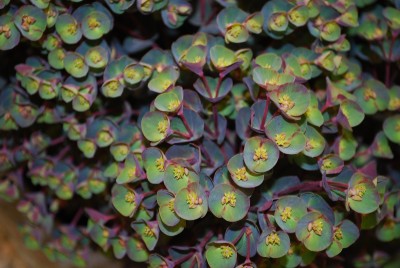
[1,0,400,267]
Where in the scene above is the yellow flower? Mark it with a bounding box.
[124,191,136,203]
[106,80,119,92]
[234,167,247,181]
[88,17,101,30]
[74,58,85,69]
[227,24,243,38]
[168,100,180,111]
[334,228,343,240]
[278,94,295,112]
[274,133,290,147]
[186,192,202,209]
[349,184,366,201]
[220,245,234,259]
[266,232,281,246]
[67,23,78,35]
[168,200,175,211]
[364,88,377,101]
[321,159,333,170]
[173,165,186,180]
[155,157,165,172]
[253,146,268,161]
[157,120,168,135]
[221,192,236,207]
[89,50,102,64]
[280,207,292,223]
[308,220,324,236]
[143,226,155,237]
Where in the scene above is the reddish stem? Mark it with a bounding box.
[71,208,84,227]
[200,0,206,24]
[141,191,156,198]
[55,146,70,161]
[213,104,219,139]
[198,230,214,250]
[179,113,194,137]
[260,96,270,131]
[231,228,246,245]
[173,130,192,140]
[200,75,213,98]
[215,76,223,98]
[174,252,195,266]
[50,136,66,146]
[327,181,348,189]
[245,228,252,263]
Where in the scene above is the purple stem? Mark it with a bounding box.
[179,113,194,137]
[71,208,84,227]
[213,104,219,139]
[200,75,213,98]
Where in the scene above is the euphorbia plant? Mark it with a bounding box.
[1,0,400,267]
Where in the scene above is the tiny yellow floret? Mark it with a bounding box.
[280,207,292,222]
[253,146,268,161]
[168,200,175,211]
[186,192,201,209]
[334,228,343,240]
[157,120,168,135]
[124,191,136,203]
[168,100,180,111]
[266,232,281,246]
[155,157,165,172]
[173,165,186,180]
[364,88,377,101]
[221,192,237,207]
[220,245,234,259]
[143,226,155,237]
[88,17,101,30]
[349,184,367,201]
[278,94,295,112]
[308,220,324,236]
[227,24,243,39]
[274,133,291,148]
[322,159,333,170]
[234,167,248,181]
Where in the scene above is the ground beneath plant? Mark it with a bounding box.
[0,201,124,268]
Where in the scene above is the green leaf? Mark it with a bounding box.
[174,182,208,221]
[142,147,166,184]
[346,173,380,214]
[154,86,183,113]
[164,162,199,194]
[15,5,47,41]
[206,241,237,268]
[141,111,170,144]
[243,136,280,173]
[111,184,141,217]
[131,221,159,251]
[269,83,310,119]
[157,190,182,226]
[318,154,344,175]
[227,154,264,188]
[295,212,333,252]
[383,115,400,144]
[275,195,308,233]
[208,183,250,222]
[265,115,306,155]
[55,14,82,44]
[257,228,290,258]
[64,52,89,78]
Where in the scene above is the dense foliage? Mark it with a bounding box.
[1,0,400,267]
